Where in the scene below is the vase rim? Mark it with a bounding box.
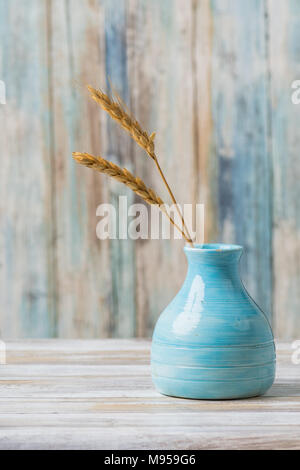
[184,243,243,252]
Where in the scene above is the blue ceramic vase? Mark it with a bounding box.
[151,244,276,399]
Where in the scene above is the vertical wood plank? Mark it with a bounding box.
[192,0,216,242]
[268,0,300,337]
[104,0,136,337]
[127,0,195,336]
[211,0,272,318]
[0,0,56,337]
[50,0,112,337]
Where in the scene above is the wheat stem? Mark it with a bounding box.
[153,157,193,245]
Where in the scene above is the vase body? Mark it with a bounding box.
[151,244,276,399]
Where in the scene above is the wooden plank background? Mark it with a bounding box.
[0,0,299,339]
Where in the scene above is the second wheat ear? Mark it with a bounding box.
[73,152,192,244]
[87,85,193,246]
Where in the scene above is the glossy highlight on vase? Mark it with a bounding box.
[151,244,276,399]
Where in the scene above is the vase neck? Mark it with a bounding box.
[184,244,243,282]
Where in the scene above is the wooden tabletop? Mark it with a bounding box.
[0,340,299,450]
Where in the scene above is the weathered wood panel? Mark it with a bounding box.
[0,339,299,449]
[0,0,56,337]
[103,0,136,337]
[211,0,272,318]
[127,0,196,335]
[268,0,300,338]
[50,0,111,337]
[0,0,300,338]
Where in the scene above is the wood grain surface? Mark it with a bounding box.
[0,339,299,450]
[0,0,300,339]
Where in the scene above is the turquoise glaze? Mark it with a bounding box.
[151,244,276,399]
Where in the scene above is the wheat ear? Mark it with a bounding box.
[87,85,193,246]
[72,152,193,244]
[87,86,156,159]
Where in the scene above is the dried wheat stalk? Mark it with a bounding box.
[87,85,193,246]
[72,152,192,243]
[87,86,156,159]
